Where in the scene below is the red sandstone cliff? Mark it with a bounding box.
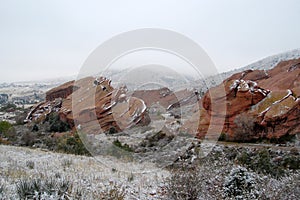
[45,81,76,101]
[185,58,300,141]
[27,77,150,134]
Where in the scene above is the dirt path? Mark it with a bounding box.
[217,141,299,151]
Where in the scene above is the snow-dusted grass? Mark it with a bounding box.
[1,144,299,199]
[0,145,168,199]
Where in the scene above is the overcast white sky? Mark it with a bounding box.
[0,0,300,83]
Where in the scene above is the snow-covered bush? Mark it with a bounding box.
[223,166,259,199]
[237,148,287,178]
[258,172,300,199]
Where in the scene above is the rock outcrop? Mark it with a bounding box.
[45,81,76,101]
[186,58,300,141]
[132,88,199,119]
[27,58,300,142]
[132,88,198,109]
[26,77,150,134]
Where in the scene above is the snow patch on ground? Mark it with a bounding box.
[0,145,168,199]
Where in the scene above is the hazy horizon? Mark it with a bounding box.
[1,0,300,83]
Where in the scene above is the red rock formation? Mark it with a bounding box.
[132,88,198,110]
[46,81,76,101]
[187,58,300,141]
[27,77,150,134]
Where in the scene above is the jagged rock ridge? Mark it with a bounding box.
[26,77,150,133]
[187,58,300,141]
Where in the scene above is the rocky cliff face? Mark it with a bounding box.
[132,88,198,109]
[26,77,150,134]
[45,81,76,101]
[132,88,199,120]
[27,58,300,142]
[189,58,300,141]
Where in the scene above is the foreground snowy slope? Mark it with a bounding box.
[0,145,167,199]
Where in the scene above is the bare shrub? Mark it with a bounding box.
[20,131,35,146]
[233,113,257,142]
[97,182,126,200]
[164,164,202,200]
